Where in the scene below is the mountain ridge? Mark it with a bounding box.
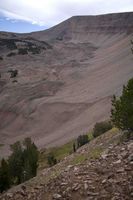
[26,12,133,42]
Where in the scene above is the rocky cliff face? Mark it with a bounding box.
[0,12,133,157]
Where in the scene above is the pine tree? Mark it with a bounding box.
[0,159,10,192]
[73,142,76,152]
[111,78,133,133]
[8,141,23,184]
[47,153,57,166]
[77,134,89,148]
[23,138,39,177]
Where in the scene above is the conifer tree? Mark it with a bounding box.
[0,159,10,192]
[111,78,133,133]
[8,141,23,184]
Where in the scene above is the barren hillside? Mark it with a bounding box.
[0,12,133,156]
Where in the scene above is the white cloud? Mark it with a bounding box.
[0,0,133,27]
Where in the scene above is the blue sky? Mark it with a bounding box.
[0,17,47,33]
[0,0,133,33]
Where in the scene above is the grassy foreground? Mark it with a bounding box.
[39,132,93,170]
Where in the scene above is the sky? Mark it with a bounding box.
[0,0,133,33]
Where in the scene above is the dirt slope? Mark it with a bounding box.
[0,12,133,156]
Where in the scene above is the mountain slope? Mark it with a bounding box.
[0,12,133,156]
[28,12,133,41]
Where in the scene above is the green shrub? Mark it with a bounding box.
[8,69,18,78]
[18,48,28,55]
[7,52,16,57]
[11,70,18,78]
[0,39,17,50]
[6,40,17,50]
[77,134,89,148]
[93,121,112,138]
[12,80,18,83]
[28,46,41,54]
[71,154,87,164]
[47,153,57,166]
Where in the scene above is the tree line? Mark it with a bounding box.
[0,138,38,193]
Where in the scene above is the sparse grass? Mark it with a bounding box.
[117,130,133,144]
[49,169,61,180]
[38,127,120,171]
[38,141,74,170]
[39,132,94,170]
[88,147,103,159]
[87,131,93,140]
[71,154,87,164]
[111,127,119,134]
[0,144,4,148]
[52,141,74,160]
[95,127,119,143]
[103,127,121,145]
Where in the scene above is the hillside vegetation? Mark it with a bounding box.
[0,127,132,200]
